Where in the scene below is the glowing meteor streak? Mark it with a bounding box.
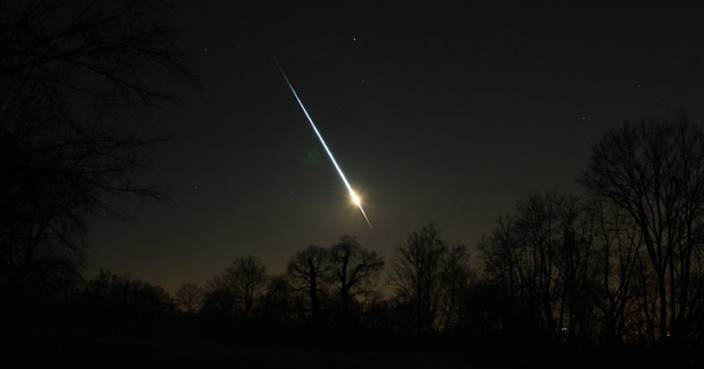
[276,62,371,227]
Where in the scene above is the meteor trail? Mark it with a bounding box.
[275,61,371,227]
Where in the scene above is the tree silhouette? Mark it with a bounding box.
[287,245,331,328]
[230,256,268,318]
[174,283,204,314]
[261,275,295,323]
[0,0,196,312]
[581,116,704,342]
[391,222,448,336]
[481,193,607,341]
[436,244,473,331]
[83,270,174,335]
[591,201,642,344]
[329,235,384,321]
[203,256,267,319]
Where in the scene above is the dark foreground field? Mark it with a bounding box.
[7,334,504,368]
[8,333,683,369]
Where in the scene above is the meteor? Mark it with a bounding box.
[276,62,371,227]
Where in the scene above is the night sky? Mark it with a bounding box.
[88,4,704,292]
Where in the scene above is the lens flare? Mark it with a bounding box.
[276,61,371,227]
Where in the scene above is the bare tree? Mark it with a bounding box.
[480,215,521,307]
[437,244,473,331]
[481,193,605,340]
[580,116,704,341]
[174,283,204,314]
[591,201,643,343]
[515,192,562,336]
[0,0,196,310]
[229,256,268,318]
[329,235,384,319]
[202,275,237,319]
[390,222,448,336]
[206,256,267,319]
[261,275,295,322]
[202,257,268,320]
[287,245,331,326]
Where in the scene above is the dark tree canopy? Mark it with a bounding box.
[287,245,331,326]
[329,235,384,316]
[580,116,704,341]
[202,256,268,319]
[174,283,204,314]
[0,0,196,310]
[391,222,473,335]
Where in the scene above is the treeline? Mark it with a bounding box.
[186,227,473,345]
[5,117,704,368]
[12,116,700,366]
[29,228,470,348]
[478,116,704,351]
